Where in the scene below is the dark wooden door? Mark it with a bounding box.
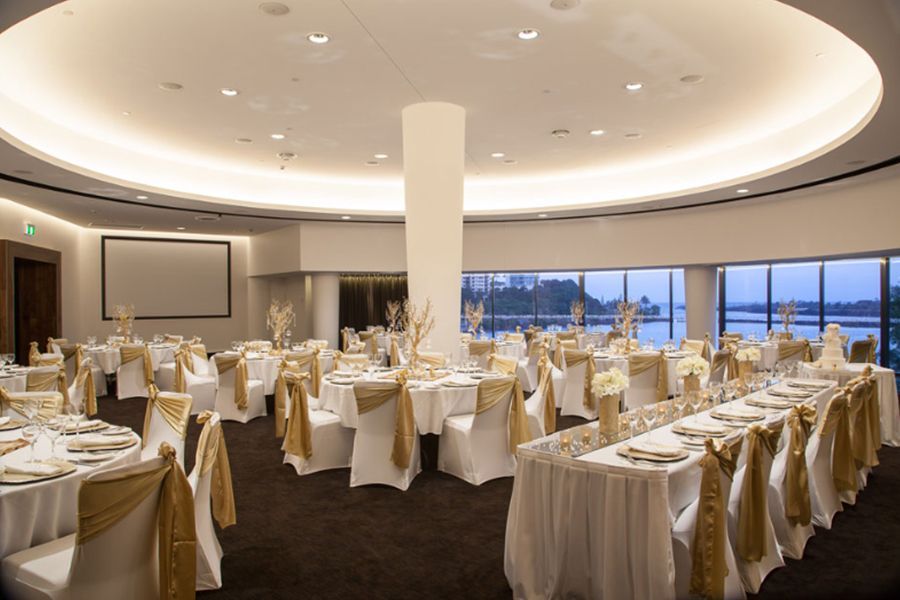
[13,257,59,364]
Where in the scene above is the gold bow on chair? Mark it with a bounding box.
[537,351,556,433]
[195,411,236,529]
[849,378,879,470]
[283,372,313,459]
[390,334,401,367]
[215,354,249,410]
[691,436,742,600]
[76,442,196,600]
[467,339,495,359]
[785,404,817,526]
[46,336,69,353]
[29,342,62,367]
[141,384,192,449]
[475,376,530,454]
[819,390,856,494]
[173,345,193,395]
[627,351,668,402]
[294,349,322,399]
[737,422,783,562]
[75,359,98,417]
[120,344,154,387]
[190,343,208,363]
[488,353,518,376]
[0,388,63,420]
[777,340,807,363]
[354,373,416,468]
[275,360,303,438]
[562,348,597,411]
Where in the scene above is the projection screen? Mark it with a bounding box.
[102,236,231,319]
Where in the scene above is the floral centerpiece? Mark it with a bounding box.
[111,303,135,342]
[676,354,709,393]
[734,346,760,384]
[403,298,435,373]
[464,299,484,336]
[266,300,295,352]
[592,367,629,434]
[570,300,585,328]
[385,299,403,333]
[777,298,797,333]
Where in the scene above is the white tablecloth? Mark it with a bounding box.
[0,427,141,558]
[505,381,837,599]
[0,371,27,393]
[83,347,119,375]
[319,376,479,434]
[460,341,526,362]
[593,352,688,397]
[737,341,778,370]
[802,362,900,446]
[212,352,335,396]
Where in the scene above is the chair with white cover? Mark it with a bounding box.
[213,353,266,423]
[67,358,100,417]
[189,343,212,376]
[466,340,494,370]
[357,331,384,366]
[282,372,354,476]
[518,336,545,392]
[189,411,236,590]
[140,384,192,466]
[488,353,518,376]
[0,444,196,600]
[350,377,420,490]
[116,343,153,400]
[776,340,808,367]
[418,351,447,369]
[438,375,530,485]
[624,352,667,410]
[28,341,63,368]
[848,335,877,363]
[171,346,216,415]
[163,333,184,344]
[709,349,730,385]
[806,390,850,527]
[727,419,786,594]
[672,434,746,600]
[848,375,879,492]
[680,335,712,361]
[524,356,557,438]
[334,352,370,372]
[768,404,817,559]
[559,348,597,420]
[55,343,107,398]
[26,366,65,394]
[0,388,63,420]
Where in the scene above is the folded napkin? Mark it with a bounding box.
[333,370,354,377]
[676,420,728,436]
[443,379,477,387]
[71,434,132,448]
[747,397,793,409]
[713,406,764,420]
[2,462,63,476]
[767,389,813,399]
[0,416,9,427]
[0,439,28,457]
[61,419,103,432]
[787,381,830,391]
[627,441,683,457]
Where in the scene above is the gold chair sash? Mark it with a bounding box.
[418,352,446,368]
[725,343,740,380]
[848,337,876,363]
[75,361,98,417]
[563,349,598,411]
[475,376,531,454]
[710,349,730,379]
[390,334,401,368]
[849,379,879,469]
[162,334,182,344]
[553,339,576,370]
[283,372,313,459]
[737,422,783,562]
[275,360,303,438]
[190,344,208,363]
[341,327,351,352]
[680,338,710,361]
[120,344,154,387]
[57,343,81,364]
[627,352,668,402]
[57,370,70,409]
[294,349,322,398]
[76,442,196,600]
[488,353,518,375]
[141,384,192,449]
[818,390,856,494]
[468,339,495,357]
[777,340,808,362]
[556,330,576,341]
[215,354,249,410]
[785,404,817,526]
[537,353,556,433]
[173,347,192,395]
[0,388,63,420]
[690,436,742,600]
[358,331,378,359]
[195,411,236,529]
[29,342,62,367]
[46,337,69,353]
[27,368,59,392]
[505,333,525,343]
[354,374,416,468]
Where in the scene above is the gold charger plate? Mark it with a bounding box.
[0,459,77,485]
[710,409,764,422]
[671,421,730,437]
[58,422,109,435]
[746,397,793,410]
[0,418,27,432]
[67,437,138,452]
[617,444,690,463]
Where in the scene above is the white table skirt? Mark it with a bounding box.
[505,381,836,600]
[802,362,900,446]
[0,429,141,559]
[83,347,119,375]
[0,373,27,393]
[319,378,477,434]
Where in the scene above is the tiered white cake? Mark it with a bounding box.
[820,323,846,369]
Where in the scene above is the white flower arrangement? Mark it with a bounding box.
[676,354,710,377]
[735,347,761,362]
[592,367,629,397]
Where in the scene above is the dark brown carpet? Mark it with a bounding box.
[90,397,900,599]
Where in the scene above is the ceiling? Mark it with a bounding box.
[0,0,898,230]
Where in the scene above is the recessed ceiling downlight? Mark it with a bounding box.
[624,82,643,91]
[503,159,518,165]
[220,88,239,96]
[194,214,221,222]
[259,2,290,16]
[365,161,380,167]
[374,153,389,159]
[270,133,285,140]
[680,74,704,84]
[589,129,605,136]
[341,215,352,220]
[158,82,183,91]
[491,152,506,158]
[307,32,330,44]
[517,29,540,41]
[538,213,548,218]
[235,137,253,144]
[277,152,297,160]
[136,195,148,200]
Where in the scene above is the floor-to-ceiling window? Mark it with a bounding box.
[626,269,671,345]
[672,268,686,342]
[823,258,881,347]
[889,257,900,372]
[492,273,535,336]
[770,262,821,339]
[723,264,769,339]
[536,272,580,330]
[584,271,624,332]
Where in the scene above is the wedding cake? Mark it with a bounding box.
[819,323,846,369]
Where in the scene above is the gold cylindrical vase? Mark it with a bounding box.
[683,374,701,394]
[738,360,753,385]
[598,393,620,434]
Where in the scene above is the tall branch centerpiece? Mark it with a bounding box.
[112,303,135,342]
[570,300,585,328]
[385,299,403,333]
[777,299,797,333]
[403,298,435,374]
[266,300,296,353]
[464,299,484,336]
[614,300,643,353]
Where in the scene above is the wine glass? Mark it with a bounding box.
[22,424,40,463]
[4,353,15,367]
[642,405,658,442]
[674,392,688,420]
[66,403,85,443]
[86,336,97,348]
[625,410,639,439]
[689,391,704,422]
[44,417,62,458]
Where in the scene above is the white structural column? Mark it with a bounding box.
[684,266,719,341]
[402,102,466,359]
[311,273,340,350]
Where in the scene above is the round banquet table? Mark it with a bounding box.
[737,341,778,370]
[801,362,900,446]
[459,340,526,362]
[82,346,119,375]
[0,427,141,559]
[592,351,689,397]
[212,352,335,396]
[319,375,479,434]
[0,370,28,393]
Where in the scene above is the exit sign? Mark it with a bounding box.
[24,223,35,236]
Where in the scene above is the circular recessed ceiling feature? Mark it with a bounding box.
[365,160,380,167]
[235,137,252,144]
[270,133,285,140]
[219,88,239,96]
[503,159,518,165]
[373,153,388,159]
[0,0,883,217]
[516,28,540,41]
[550,0,581,10]
[624,132,642,139]
[624,82,643,91]
[679,74,704,84]
[259,2,289,16]
[551,129,570,138]
[157,82,183,91]
[589,129,605,136]
[307,32,330,44]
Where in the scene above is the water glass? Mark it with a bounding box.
[625,410,639,439]
[45,418,62,458]
[22,424,40,463]
[689,391,704,422]
[642,406,658,442]
[86,336,97,347]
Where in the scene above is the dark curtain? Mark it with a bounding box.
[339,273,408,338]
